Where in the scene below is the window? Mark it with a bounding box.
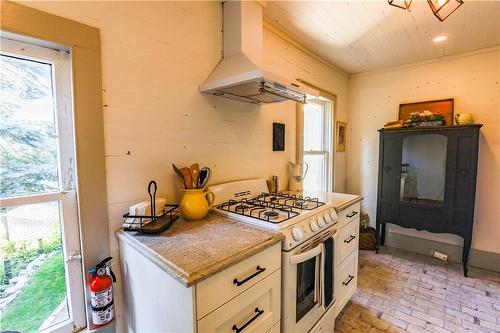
[0,38,86,332]
[303,98,333,191]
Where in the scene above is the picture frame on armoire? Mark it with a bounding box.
[399,98,454,125]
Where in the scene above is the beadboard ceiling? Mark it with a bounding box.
[264,1,500,74]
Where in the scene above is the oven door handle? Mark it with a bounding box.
[289,243,323,265]
[318,244,325,307]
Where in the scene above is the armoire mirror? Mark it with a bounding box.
[400,134,448,206]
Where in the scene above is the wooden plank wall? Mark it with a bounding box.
[14,2,349,330]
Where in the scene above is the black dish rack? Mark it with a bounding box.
[122,181,179,234]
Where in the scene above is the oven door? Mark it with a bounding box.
[282,243,325,333]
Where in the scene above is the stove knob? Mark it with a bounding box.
[291,228,304,242]
[323,213,332,224]
[318,216,326,227]
[310,220,319,232]
[330,210,338,222]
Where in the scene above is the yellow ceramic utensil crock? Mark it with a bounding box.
[179,189,215,221]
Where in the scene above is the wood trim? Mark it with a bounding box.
[296,80,339,191]
[351,45,500,78]
[1,1,110,328]
[295,103,304,165]
[263,19,348,77]
[379,124,483,133]
[296,79,338,103]
[0,192,62,208]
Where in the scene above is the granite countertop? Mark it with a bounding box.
[285,190,362,211]
[116,213,284,287]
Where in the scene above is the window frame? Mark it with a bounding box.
[1,2,111,329]
[0,38,86,332]
[303,97,333,192]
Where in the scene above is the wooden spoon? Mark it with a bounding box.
[172,164,187,188]
[189,163,200,188]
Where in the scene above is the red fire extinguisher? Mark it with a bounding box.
[89,257,116,326]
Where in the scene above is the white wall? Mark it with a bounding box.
[348,48,500,254]
[18,1,349,330]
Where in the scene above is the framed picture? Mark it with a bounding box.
[272,122,285,151]
[336,121,346,152]
[399,98,454,125]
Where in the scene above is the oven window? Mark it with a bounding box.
[296,257,317,322]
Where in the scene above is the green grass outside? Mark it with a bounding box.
[1,251,67,333]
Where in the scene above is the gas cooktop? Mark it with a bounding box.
[215,192,325,224]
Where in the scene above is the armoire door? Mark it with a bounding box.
[445,128,479,238]
[377,133,402,222]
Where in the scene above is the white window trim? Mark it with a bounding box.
[0,38,86,332]
[303,98,333,192]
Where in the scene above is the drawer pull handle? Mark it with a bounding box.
[233,266,266,286]
[232,307,264,333]
[343,275,354,286]
[344,235,356,243]
[346,211,358,218]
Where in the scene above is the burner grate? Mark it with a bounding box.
[215,198,300,223]
[253,192,325,210]
[215,192,325,224]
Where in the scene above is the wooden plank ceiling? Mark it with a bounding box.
[263,1,500,74]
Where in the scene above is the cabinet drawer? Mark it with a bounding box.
[197,270,281,333]
[335,252,358,316]
[338,202,360,228]
[336,219,359,264]
[197,243,281,319]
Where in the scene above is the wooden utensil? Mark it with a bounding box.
[189,163,200,188]
[172,164,187,188]
[179,167,194,189]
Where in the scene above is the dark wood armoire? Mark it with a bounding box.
[375,124,482,276]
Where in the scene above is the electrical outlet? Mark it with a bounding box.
[433,250,448,261]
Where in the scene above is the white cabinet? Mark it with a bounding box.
[196,244,281,319]
[335,248,358,312]
[119,240,281,333]
[337,218,359,264]
[337,202,360,229]
[334,202,360,317]
[197,270,281,333]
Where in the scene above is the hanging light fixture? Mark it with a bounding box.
[388,0,412,10]
[427,0,464,21]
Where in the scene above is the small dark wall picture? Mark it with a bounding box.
[273,123,285,151]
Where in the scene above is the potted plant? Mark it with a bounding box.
[359,211,376,250]
[409,110,445,127]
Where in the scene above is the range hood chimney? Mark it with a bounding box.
[200,0,318,104]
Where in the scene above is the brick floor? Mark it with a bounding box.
[335,248,500,333]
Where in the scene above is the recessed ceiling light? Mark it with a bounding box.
[433,35,448,43]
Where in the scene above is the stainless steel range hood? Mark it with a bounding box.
[200,0,318,104]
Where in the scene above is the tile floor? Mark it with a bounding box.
[335,248,500,333]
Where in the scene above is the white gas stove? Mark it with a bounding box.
[209,179,338,251]
[210,179,340,332]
